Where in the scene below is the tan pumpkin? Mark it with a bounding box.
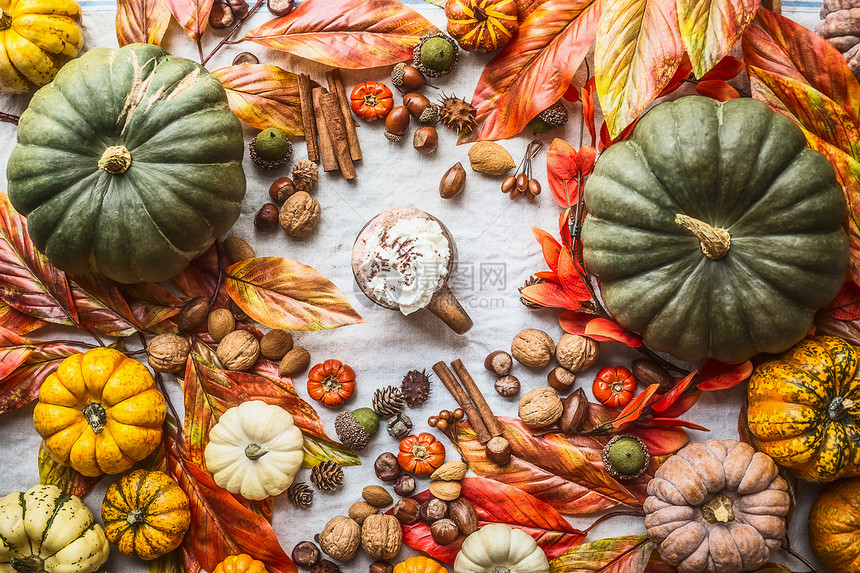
[644,439,791,573]
[818,0,860,77]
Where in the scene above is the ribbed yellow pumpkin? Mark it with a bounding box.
[0,0,83,93]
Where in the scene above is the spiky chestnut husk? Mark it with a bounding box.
[250,135,292,169]
[413,33,459,77]
[602,435,650,479]
[528,100,569,133]
[292,159,318,191]
[438,94,477,135]
[401,369,431,407]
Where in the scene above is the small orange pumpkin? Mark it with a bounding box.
[808,476,860,572]
[445,0,519,53]
[398,433,446,475]
[394,555,449,573]
[592,366,637,408]
[213,554,268,573]
[307,359,356,408]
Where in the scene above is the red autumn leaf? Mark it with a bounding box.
[463,0,602,142]
[165,426,297,573]
[0,332,80,414]
[582,78,597,146]
[456,417,658,514]
[118,282,182,334]
[399,478,586,564]
[696,360,753,391]
[548,535,658,573]
[162,0,213,41]
[611,384,661,429]
[824,280,860,320]
[657,54,693,97]
[0,300,46,335]
[172,242,231,308]
[654,390,702,419]
[650,371,697,413]
[701,55,744,80]
[38,443,101,498]
[695,79,741,101]
[244,0,439,69]
[547,139,581,208]
[533,227,562,272]
[520,282,582,311]
[644,417,709,431]
[559,312,643,347]
[211,65,305,136]
[632,424,692,455]
[563,83,580,102]
[557,246,591,301]
[599,118,639,152]
[116,0,172,46]
[534,271,559,281]
[68,274,141,338]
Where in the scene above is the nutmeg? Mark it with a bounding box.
[392,497,420,524]
[485,350,513,376]
[207,308,236,342]
[177,297,210,332]
[430,519,459,546]
[547,366,576,393]
[448,498,478,536]
[511,328,555,369]
[279,347,311,377]
[485,436,512,465]
[223,236,256,264]
[413,126,438,154]
[555,334,599,372]
[420,497,448,523]
[260,329,293,360]
[147,334,191,374]
[279,191,321,238]
[217,330,260,371]
[518,386,563,428]
[494,375,520,398]
[439,162,466,198]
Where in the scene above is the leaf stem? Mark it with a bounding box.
[0,111,19,125]
[781,539,822,573]
[37,339,98,350]
[196,37,205,65]
[201,0,265,67]
[209,240,225,307]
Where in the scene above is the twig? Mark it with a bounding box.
[0,111,19,125]
[583,510,646,533]
[89,331,107,347]
[196,38,204,65]
[201,0,265,66]
[209,240,225,307]
[781,539,822,573]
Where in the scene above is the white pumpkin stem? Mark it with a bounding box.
[82,402,107,434]
[0,10,12,31]
[127,509,146,525]
[99,145,132,174]
[245,443,269,460]
[674,214,731,260]
[11,556,45,573]
[828,396,854,421]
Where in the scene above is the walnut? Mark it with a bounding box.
[518,386,564,428]
[216,330,260,371]
[555,334,599,372]
[319,515,361,561]
[147,334,190,373]
[511,328,555,369]
[279,191,320,238]
[207,308,236,342]
[360,514,403,560]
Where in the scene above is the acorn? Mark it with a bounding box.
[602,435,650,480]
[251,128,292,169]
[334,407,380,451]
[384,106,410,142]
[527,100,569,134]
[413,33,459,77]
[392,63,426,91]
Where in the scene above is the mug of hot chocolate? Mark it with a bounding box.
[352,207,473,334]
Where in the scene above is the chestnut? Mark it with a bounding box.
[254,203,279,233]
[232,52,259,65]
[403,92,431,118]
[413,126,438,154]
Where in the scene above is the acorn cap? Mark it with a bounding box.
[391,62,407,87]
[413,33,459,77]
[528,100,569,134]
[250,134,292,170]
[334,408,379,451]
[603,435,650,479]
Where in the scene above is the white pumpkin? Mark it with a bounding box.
[0,484,109,573]
[454,524,549,573]
[204,400,304,500]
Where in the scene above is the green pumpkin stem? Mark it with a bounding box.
[11,556,45,573]
[0,10,12,31]
[82,402,107,434]
[674,214,731,260]
[99,145,132,174]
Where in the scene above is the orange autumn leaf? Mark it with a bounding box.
[116,0,172,46]
[520,282,582,311]
[162,0,213,40]
[559,311,643,347]
[0,300,45,335]
[211,65,305,136]
[695,79,740,101]
[225,257,362,331]
[701,55,744,80]
[611,383,661,430]
[557,246,591,301]
[533,227,563,272]
[696,359,753,391]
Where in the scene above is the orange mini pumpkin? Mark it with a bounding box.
[398,433,446,475]
[593,366,637,408]
[350,81,394,122]
[394,556,448,573]
[213,554,268,573]
[307,359,356,408]
[445,0,519,53]
[809,477,860,572]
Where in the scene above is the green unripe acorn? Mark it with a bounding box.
[334,407,380,451]
[603,435,650,479]
[352,407,380,437]
[255,128,291,161]
[413,33,459,77]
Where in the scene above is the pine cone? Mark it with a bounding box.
[401,369,431,407]
[438,94,477,135]
[286,481,313,508]
[372,386,405,417]
[292,159,319,191]
[310,461,344,492]
[311,560,342,573]
[519,275,546,311]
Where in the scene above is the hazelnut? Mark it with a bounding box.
[559,388,588,435]
[547,366,576,393]
[419,498,448,523]
[216,330,261,371]
[494,375,520,398]
[279,347,311,377]
[370,562,394,573]
[555,334,599,372]
[518,386,564,428]
[146,334,190,374]
[223,236,255,264]
[484,350,513,376]
[632,358,673,391]
[385,106,410,137]
[429,480,461,501]
[403,92,432,118]
[269,177,296,203]
[260,329,294,360]
[393,474,416,496]
[207,308,235,342]
[255,203,280,233]
[361,514,403,560]
[430,519,459,545]
[209,1,233,28]
[319,516,361,561]
[392,497,420,524]
[374,452,401,482]
[177,296,209,333]
[348,501,378,525]
[362,485,393,508]
[439,162,466,199]
[413,126,438,154]
[267,0,292,16]
[448,498,478,536]
[279,191,321,238]
[232,52,259,65]
[291,541,321,568]
[485,436,512,465]
[511,328,555,369]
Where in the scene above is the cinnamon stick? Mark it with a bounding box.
[326,69,362,162]
[451,359,503,438]
[320,91,357,180]
[432,361,491,443]
[297,74,320,163]
[311,87,338,172]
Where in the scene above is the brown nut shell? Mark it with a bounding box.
[485,436,512,465]
[207,308,236,342]
[223,236,256,264]
[430,461,468,482]
[319,515,361,561]
[362,485,394,508]
[430,519,459,546]
[361,514,403,560]
[217,330,260,371]
[511,328,555,369]
[494,375,520,398]
[177,296,210,332]
[448,498,478,536]
[484,350,513,376]
[547,366,576,393]
[440,162,466,198]
[385,107,410,136]
[279,347,311,377]
[559,388,588,434]
[413,126,438,154]
[632,358,673,391]
[392,497,420,524]
[260,329,294,360]
[518,386,563,428]
[348,501,378,525]
[280,191,321,238]
[555,334,599,373]
[429,480,461,501]
[420,498,448,523]
[147,334,191,374]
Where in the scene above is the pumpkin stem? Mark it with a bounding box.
[473,4,487,20]
[82,402,107,434]
[126,509,147,526]
[412,444,429,461]
[674,214,731,260]
[99,145,132,174]
[363,94,379,107]
[321,375,343,393]
[828,396,854,421]
[245,443,269,460]
[0,10,12,31]
[701,493,735,523]
[11,556,45,573]
[493,568,510,573]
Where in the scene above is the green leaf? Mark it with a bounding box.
[549,535,656,573]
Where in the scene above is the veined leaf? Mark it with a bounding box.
[172,243,230,309]
[225,257,363,331]
[69,274,140,338]
[464,0,602,142]
[244,0,439,68]
[696,360,752,391]
[549,535,657,573]
[0,335,80,414]
[118,282,182,334]
[116,0,172,46]
[695,79,740,101]
[559,312,643,347]
[533,227,562,272]
[595,0,684,137]
[520,282,582,311]
[0,300,45,335]
[38,443,101,497]
[677,0,758,79]
[162,0,213,41]
[211,65,305,136]
[824,280,860,320]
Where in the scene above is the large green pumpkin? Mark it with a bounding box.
[6,43,246,284]
[581,96,848,363]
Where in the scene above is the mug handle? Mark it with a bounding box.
[427,285,473,334]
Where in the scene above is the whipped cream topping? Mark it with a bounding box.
[364,217,451,315]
